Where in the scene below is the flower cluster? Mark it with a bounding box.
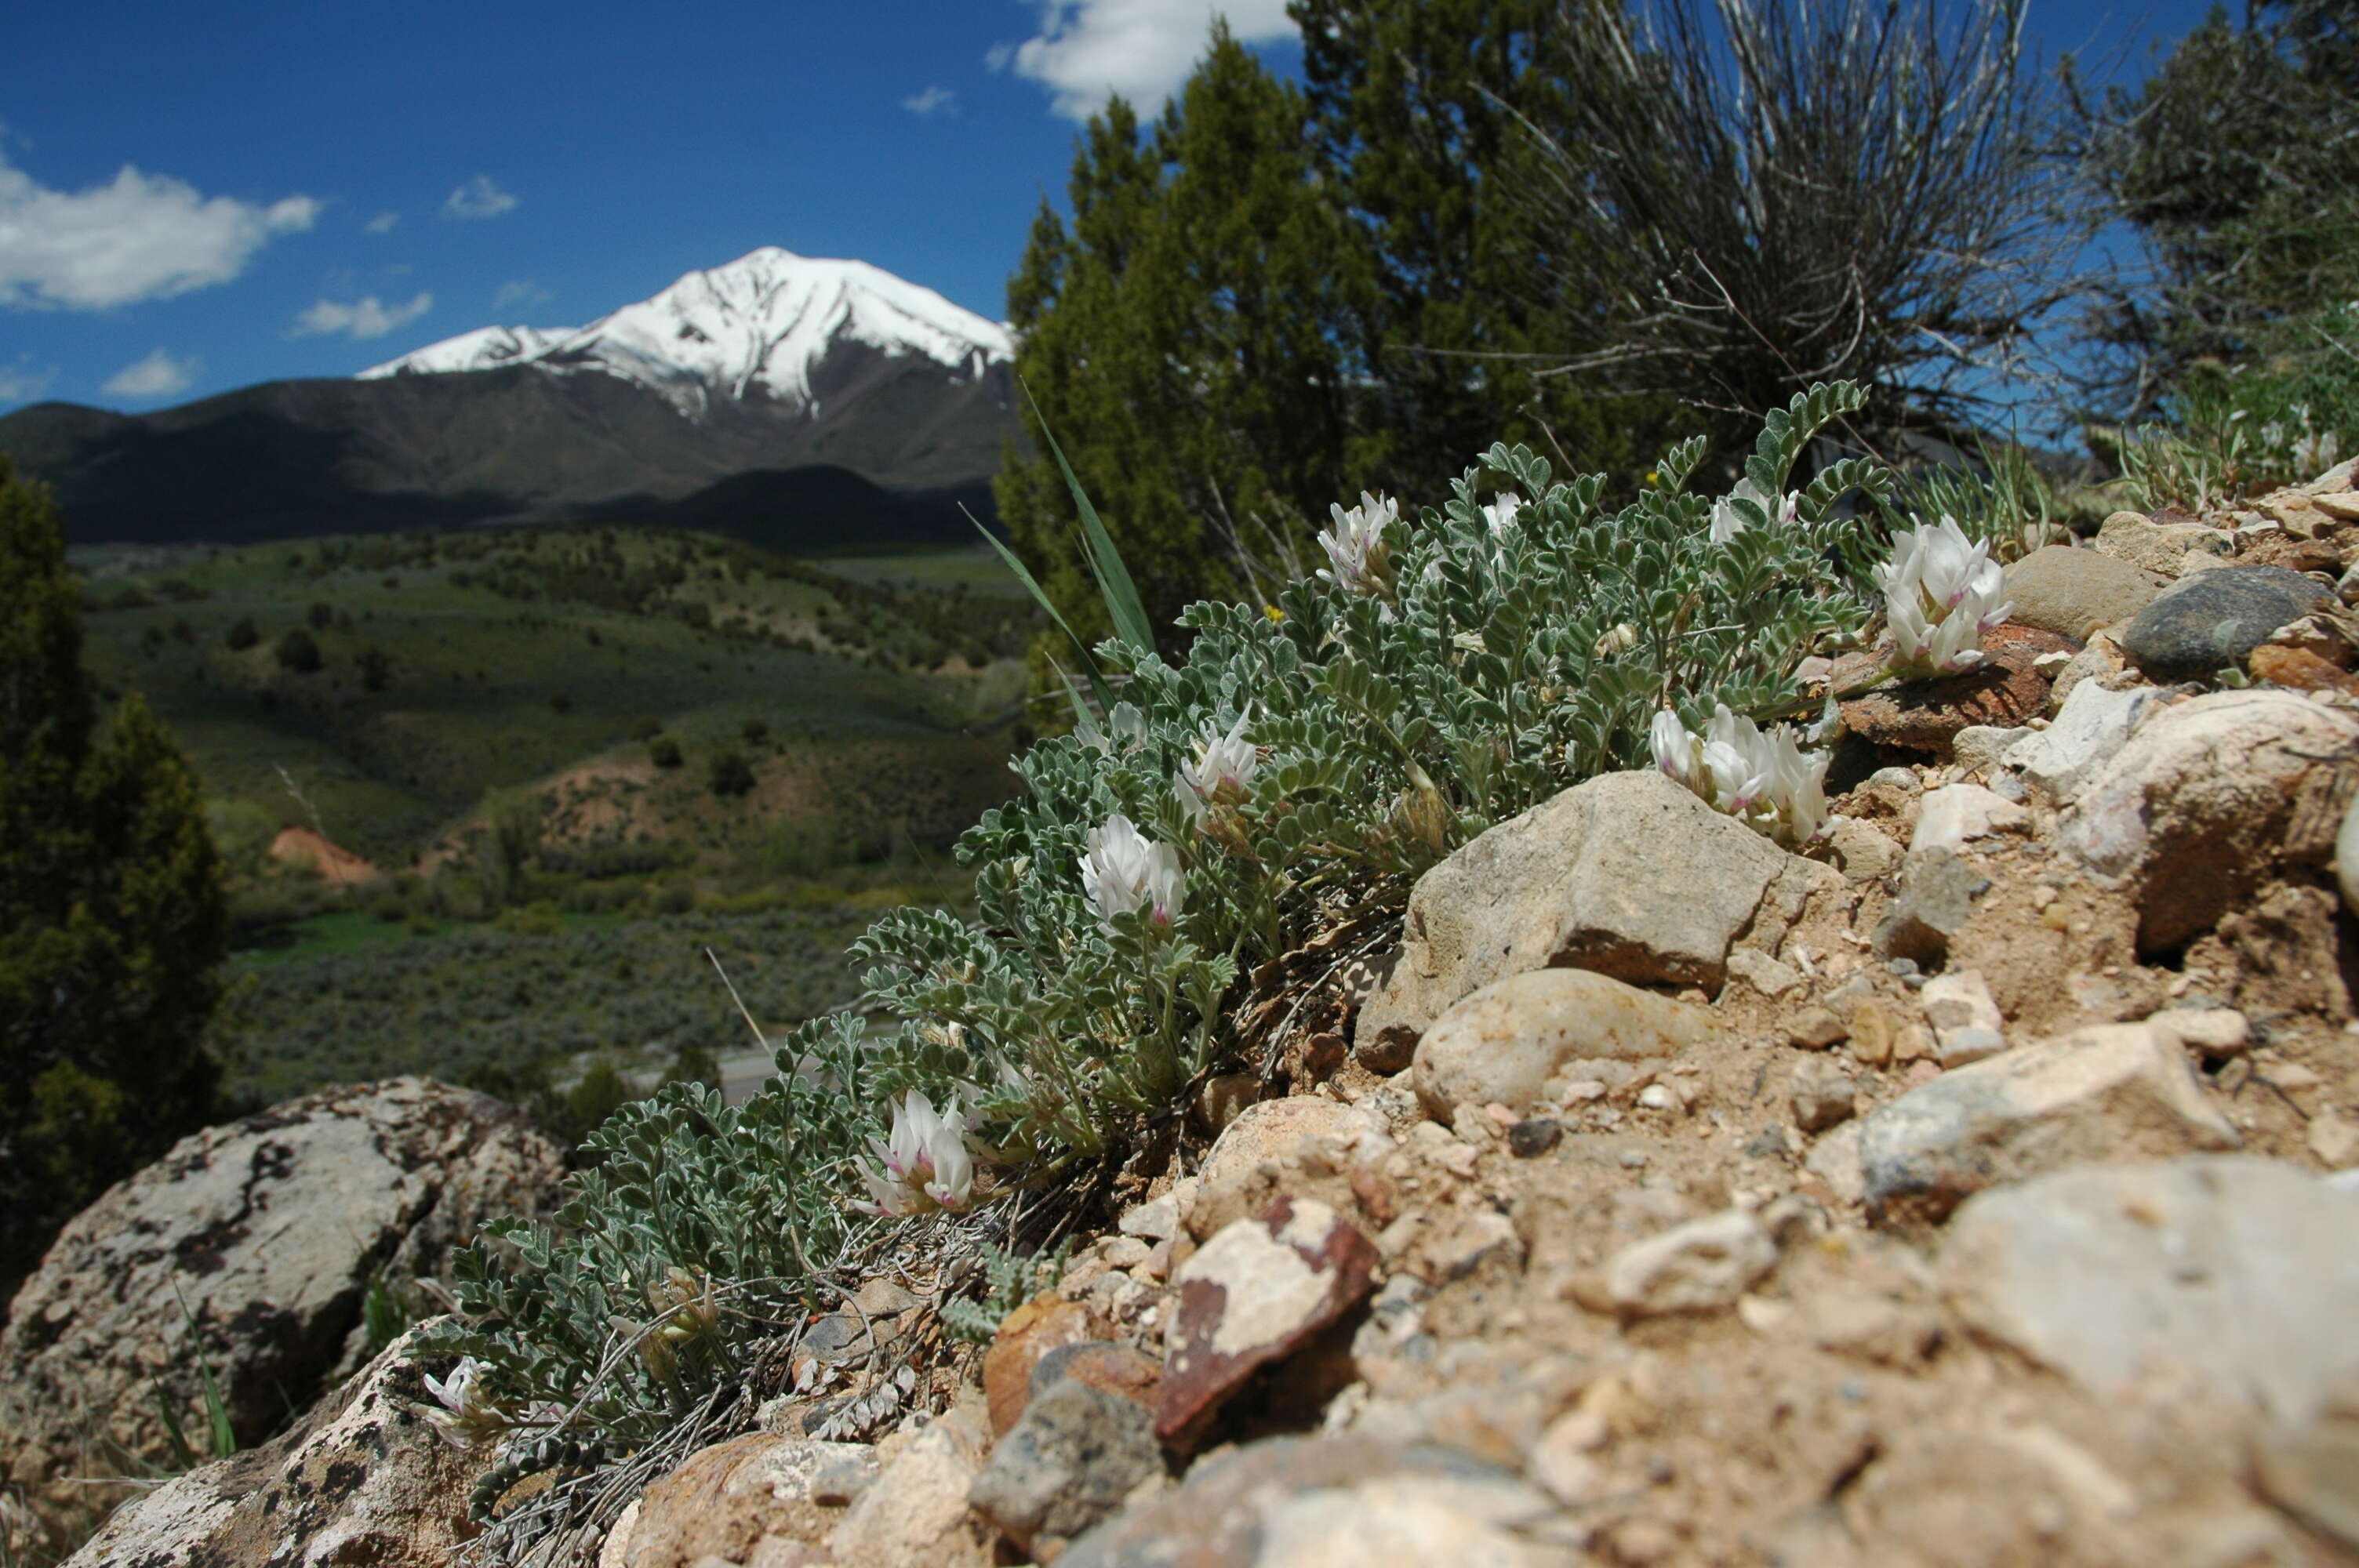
[1875,514,2011,677]
[421,1356,511,1449]
[1651,703,1831,846]
[1317,491,1399,595]
[1175,712,1258,829]
[853,1091,975,1218]
[1709,476,1800,543]
[1081,814,1184,928]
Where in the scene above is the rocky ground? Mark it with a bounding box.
[23,465,2359,1566]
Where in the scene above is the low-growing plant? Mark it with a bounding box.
[431,384,1899,1505]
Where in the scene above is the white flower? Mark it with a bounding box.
[1480,492,1522,541]
[853,1091,975,1218]
[1074,699,1149,757]
[1175,711,1258,829]
[1317,492,1398,594]
[1651,702,1830,846]
[1875,514,2012,677]
[1081,814,1184,929]
[420,1356,507,1448]
[1709,477,1799,543]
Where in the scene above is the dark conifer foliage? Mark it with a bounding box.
[0,457,227,1301]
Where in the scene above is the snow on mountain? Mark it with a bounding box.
[359,248,1014,420]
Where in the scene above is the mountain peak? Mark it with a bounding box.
[359,248,1013,419]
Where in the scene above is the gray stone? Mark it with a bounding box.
[2118,564,2335,681]
[1354,769,1794,1058]
[969,1377,1161,1552]
[1057,1434,1558,1568]
[1940,1158,2359,1424]
[1790,1061,1858,1134]
[1872,848,1986,966]
[1823,815,1904,884]
[2057,688,2359,952]
[0,1079,565,1529]
[827,1403,995,1568]
[60,1323,492,1568]
[1858,1021,2238,1225]
[1998,677,2166,805]
[2001,543,2168,641]
[1950,724,2034,777]
[1412,967,1715,1120]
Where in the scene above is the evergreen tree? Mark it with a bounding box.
[0,457,227,1300]
[2075,0,2359,412]
[1292,0,1674,491]
[997,25,1376,659]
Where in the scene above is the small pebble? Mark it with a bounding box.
[1508,1118,1562,1158]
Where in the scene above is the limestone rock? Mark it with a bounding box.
[0,1078,564,1524]
[1839,623,2070,753]
[1587,1208,1779,1317]
[1940,1158,2359,1424]
[60,1323,492,1568]
[826,1400,994,1568]
[1057,1434,1558,1568]
[1354,769,1793,1058]
[2255,1399,2359,1550]
[1858,1021,2238,1225]
[1159,1198,1379,1443]
[1411,968,1714,1121]
[1823,815,1904,884]
[1949,724,2034,778]
[1997,677,2166,806]
[2118,564,2335,681]
[1910,783,2027,854]
[1790,1060,1859,1134]
[2001,543,2167,641]
[2057,687,2359,951]
[1918,969,2004,1063]
[1185,1098,1383,1243]
[969,1376,1161,1553]
[623,1434,877,1568]
[1872,847,1986,966]
[2093,510,2234,575]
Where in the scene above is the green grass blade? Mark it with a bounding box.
[961,503,1117,713]
[173,1283,238,1459]
[153,1381,198,1472]
[1019,380,1155,655]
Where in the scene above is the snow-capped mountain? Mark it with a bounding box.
[361,248,1014,422]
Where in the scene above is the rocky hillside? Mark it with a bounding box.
[21,464,2359,1566]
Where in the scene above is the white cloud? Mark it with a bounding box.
[902,85,958,116]
[289,292,434,341]
[442,175,518,220]
[364,210,401,235]
[0,355,55,403]
[493,278,551,312]
[102,348,198,399]
[995,0,1296,122]
[0,151,317,310]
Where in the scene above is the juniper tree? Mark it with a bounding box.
[0,457,226,1301]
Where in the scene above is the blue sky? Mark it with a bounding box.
[1,0,2221,414]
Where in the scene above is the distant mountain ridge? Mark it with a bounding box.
[0,249,1020,547]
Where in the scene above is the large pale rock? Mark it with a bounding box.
[1940,1158,2359,1424]
[1185,1098,1384,1243]
[623,1434,877,1568]
[1355,769,1795,1061]
[827,1399,994,1568]
[0,1078,564,1525]
[2000,543,2166,641]
[1058,1434,1559,1568]
[1857,1021,2237,1225]
[2093,510,2234,575]
[1997,677,2167,805]
[1412,968,1714,1121]
[2057,688,2359,951]
[60,1322,491,1568]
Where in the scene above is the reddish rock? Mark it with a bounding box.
[2250,644,2359,696]
[1841,623,2075,753]
[1031,1341,1162,1410]
[1157,1197,1379,1443]
[983,1294,1109,1439]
